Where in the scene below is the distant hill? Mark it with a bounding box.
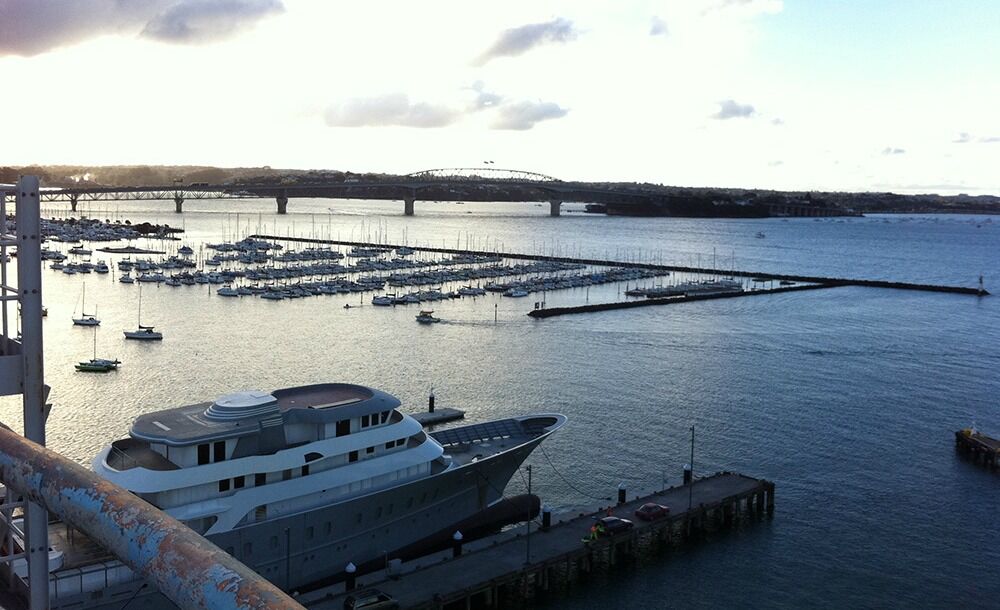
[2,165,998,215]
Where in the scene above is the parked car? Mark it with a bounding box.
[344,588,398,610]
[634,502,670,521]
[597,515,634,536]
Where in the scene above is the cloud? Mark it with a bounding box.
[881,147,906,155]
[324,94,459,128]
[711,99,755,119]
[0,0,284,56]
[142,0,284,44]
[649,16,669,36]
[475,18,577,65]
[768,160,783,167]
[491,100,569,130]
[771,117,784,126]
[953,132,1000,144]
[467,82,504,112]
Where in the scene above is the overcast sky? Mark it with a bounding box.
[1,0,998,194]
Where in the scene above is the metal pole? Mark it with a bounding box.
[688,425,695,512]
[525,465,532,565]
[16,176,48,610]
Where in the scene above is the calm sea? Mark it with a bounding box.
[4,199,999,609]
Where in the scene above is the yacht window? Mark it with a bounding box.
[234,476,245,489]
[385,441,394,450]
[219,479,231,492]
[213,441,226,462]
[197,444,210,465]
[336,420,350,437]
[255,473,266,487]
[325,522,332,535]
[301,465,310,477]
[349,451,358,463]
[381,411,389,424]
[366,446,375,455]
[282,469,292,481]
[255,506,267,521]
[361,414,370,427]
[398,438,406,447]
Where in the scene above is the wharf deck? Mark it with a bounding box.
[412,408,465,427]
[299,472,774,609]
[955,429,1000,469]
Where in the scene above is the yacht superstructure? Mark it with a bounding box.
[49,383,565,609]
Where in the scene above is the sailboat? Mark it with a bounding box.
[76,327,120,373]
[72,282,100,326]
[123,282,163,340]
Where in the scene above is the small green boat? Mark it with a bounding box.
[75,358,121,373]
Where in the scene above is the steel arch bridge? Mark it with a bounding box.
[405,168,561,182]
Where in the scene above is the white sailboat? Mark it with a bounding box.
[72,282,100,326]
[123,282,162,341]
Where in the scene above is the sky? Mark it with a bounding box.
[1,0,999,194]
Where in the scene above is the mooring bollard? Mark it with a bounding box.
[542,505,552,531]
[683,463,692,485]
[428,388,435,413]
[452,530,464,557]
[617,482,627,505]
[345,562,357,591]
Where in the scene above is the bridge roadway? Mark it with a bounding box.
[25,178,657,217]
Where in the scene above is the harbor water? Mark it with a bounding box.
[4,199,999,609]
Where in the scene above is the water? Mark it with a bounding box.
[7,200,1000,608]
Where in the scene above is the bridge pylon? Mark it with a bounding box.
[404,197,415,216]
[174,194,184,213]
[69,194,78,212]
[276,193,289,215]
[549,200,562,217]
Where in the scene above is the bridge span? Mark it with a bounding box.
[27,167,656,217]
[15,167,855,218]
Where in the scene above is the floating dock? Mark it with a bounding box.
[528,283,833,318]
[298,472,774,609]
[955,429,1000,470]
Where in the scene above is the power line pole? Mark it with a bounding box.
[525,465,532,565]
[688,425,695,512]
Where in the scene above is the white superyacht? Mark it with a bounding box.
[42,383,565,608]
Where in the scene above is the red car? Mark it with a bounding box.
[634,502,670,521]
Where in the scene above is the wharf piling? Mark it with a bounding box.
[955,429,1000,470]
[299,472,774,610]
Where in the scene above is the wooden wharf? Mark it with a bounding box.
[298,472,774,610]
[955,429,1000,470]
